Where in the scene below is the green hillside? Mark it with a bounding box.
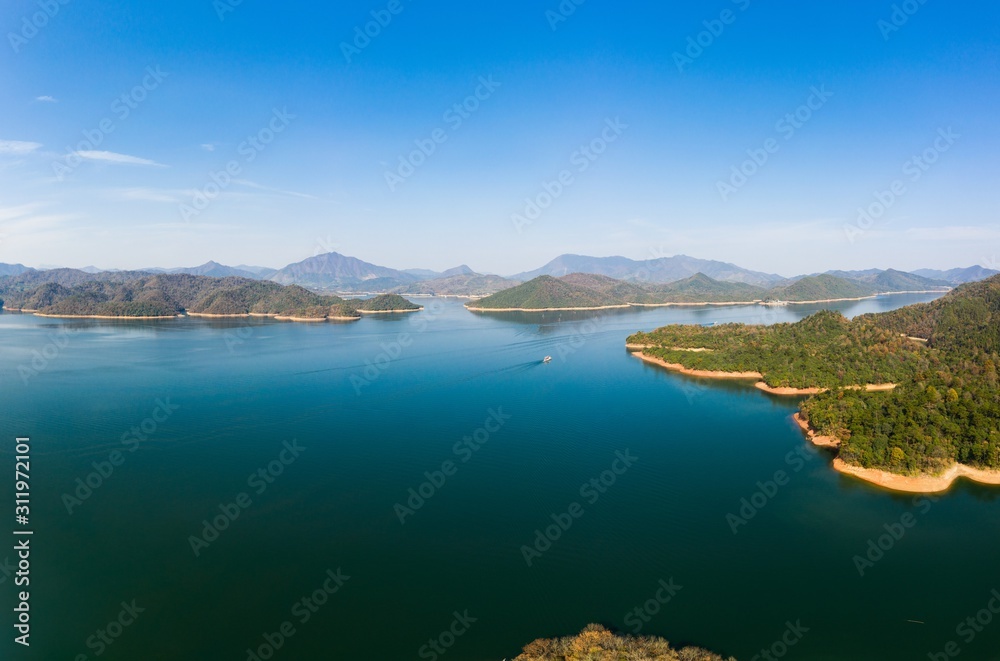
[394,273,516,296]
[864,276,1000,354]
[353,294,422,312]
[468,275,625,310]
[768,274,876,301]
[870,268,950,293]
[559,273,649,301]
[642,273,766,304]
[0,271,417,320]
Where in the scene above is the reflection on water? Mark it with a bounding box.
[4,289,995,661]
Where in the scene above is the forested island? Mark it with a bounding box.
[514,624,733,661]
[468,270,949,312]
[0,269,420,321]
[627,276,1000,492]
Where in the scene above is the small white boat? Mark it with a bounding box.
[543,356,552,363]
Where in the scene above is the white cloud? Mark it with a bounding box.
[200,143,217,152]
[0,140,43,155]
[35,95,57,103]
[109,188,193,203]
[0,203,46,222]
[0,203,78,234]
[74,151,167,167]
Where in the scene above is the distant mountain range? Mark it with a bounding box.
[2,253,996,296]
[0,263,33,277]
[510,254,786,287]
[268,253,482,292]
[912,266,1000,285]
[144,261,273,280]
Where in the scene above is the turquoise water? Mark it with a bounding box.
[2,293,999,660]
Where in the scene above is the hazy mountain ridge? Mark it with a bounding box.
[3,255,992,297]
[0,263,34,277]
[510,254,785,287]
[269,252,419,291]
[913,266,1000,285]
[393,273,517,296]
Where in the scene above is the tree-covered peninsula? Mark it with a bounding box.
[627,276,1000,488]
[0,270,420,320]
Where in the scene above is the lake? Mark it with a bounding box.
[2,293,999,660]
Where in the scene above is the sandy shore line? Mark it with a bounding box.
[625,343,713,352]
[33,313,179,320]
[792,413,843,448]
[629,351,763,379]
[628,301,760,308]
[358,308,423,315]
[775,289,951,306]
[630,350,894,393]
[186,311,362,322]
[466,304,631,312]
[756,382,897,396]
[615,289,950,310]
[185,312,275,318]
[793,413,1000,493]
[832,460,1000,493]
[462,289,951,312]
[273,315,327,322]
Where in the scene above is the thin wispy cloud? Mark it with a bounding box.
[200,143,217,152]
[0,140,43,155]
[148,221,244,231]
[0,204,79,234]
[233,179,316,199]
[74,151,167,167]
[111,188,192,203]
[35,95,57,103]
[904,226,1000,241]
[0,203,46,222]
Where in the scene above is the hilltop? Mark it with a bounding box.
[269,252,419,291]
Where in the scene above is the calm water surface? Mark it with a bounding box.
[2,293,999,660]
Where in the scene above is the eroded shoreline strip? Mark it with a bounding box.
[793,414,1000,493]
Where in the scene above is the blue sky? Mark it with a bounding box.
[1,0,998,276]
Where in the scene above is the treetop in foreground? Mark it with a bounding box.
[514,624,734,661]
